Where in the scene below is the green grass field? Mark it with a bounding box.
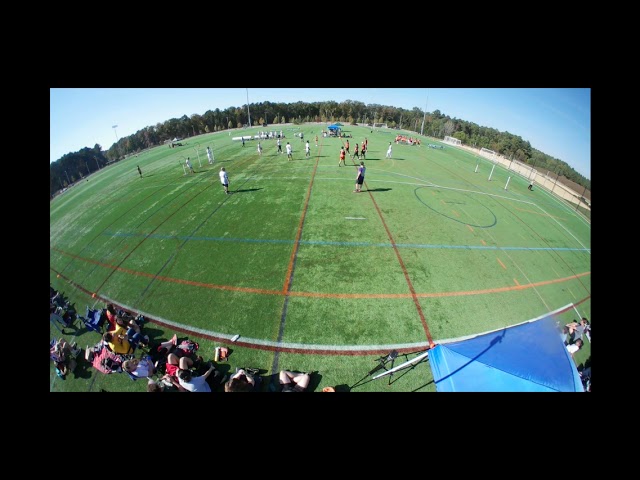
[50,124,591,392]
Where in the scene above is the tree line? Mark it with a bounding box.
[50,99,590,198]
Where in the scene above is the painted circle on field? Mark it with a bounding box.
[414,187,497,228]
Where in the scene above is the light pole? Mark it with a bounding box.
[246,88,251,127]
[112,124,119,159]
[420,92,428,136]
[528,158,537,180]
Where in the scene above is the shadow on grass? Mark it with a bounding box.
[71,356,95,380]
[230,188,263,194]
[261,371,322,392]
[365,188,392,192]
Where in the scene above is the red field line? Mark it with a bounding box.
[363,184,435,347]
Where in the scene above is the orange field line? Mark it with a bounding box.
[514,206,565,220]
[51,248,591,300]
[497,257,507,270]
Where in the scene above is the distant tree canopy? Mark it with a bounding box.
[50,145,108,196]
[50,100,590,197]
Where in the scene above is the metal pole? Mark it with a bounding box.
[576,184,587,212]
[112,125,119,159]
[372,350,430,380]
[246,88,251,127]
[86,161,90,175]
[551,169,559,193]
[528,159,537,179]
[420,93,428,136]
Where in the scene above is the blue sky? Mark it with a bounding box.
[50,88,590,179]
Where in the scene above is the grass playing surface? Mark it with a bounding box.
[50,124,591,392]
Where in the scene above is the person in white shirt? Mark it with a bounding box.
[305,140,311,157]
[286,142,293,161]
[219,167,229,194]
[206,146,214,165]
[257,142,263,156]
[566,338,583,358]
[186,157,195,173]
[386,142,393,158]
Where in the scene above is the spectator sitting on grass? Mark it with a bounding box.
[177,364,227,392]
[147,375,187,392]
[566,338,583,358]
[123,356,156,379]
[279,370,312,392]
[225,368,261,392]
[566,318,590,344]
[103,324,148,354]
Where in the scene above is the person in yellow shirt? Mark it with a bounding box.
[103,324,148,354]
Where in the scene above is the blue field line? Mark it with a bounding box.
[106,231,588,252]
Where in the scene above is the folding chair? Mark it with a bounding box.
[81,306,107,334]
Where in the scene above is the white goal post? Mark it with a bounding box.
[443,136,461,146]
[480,147,496,158]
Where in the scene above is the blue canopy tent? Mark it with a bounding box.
[428,316,584,392]
[327,124,342,135]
